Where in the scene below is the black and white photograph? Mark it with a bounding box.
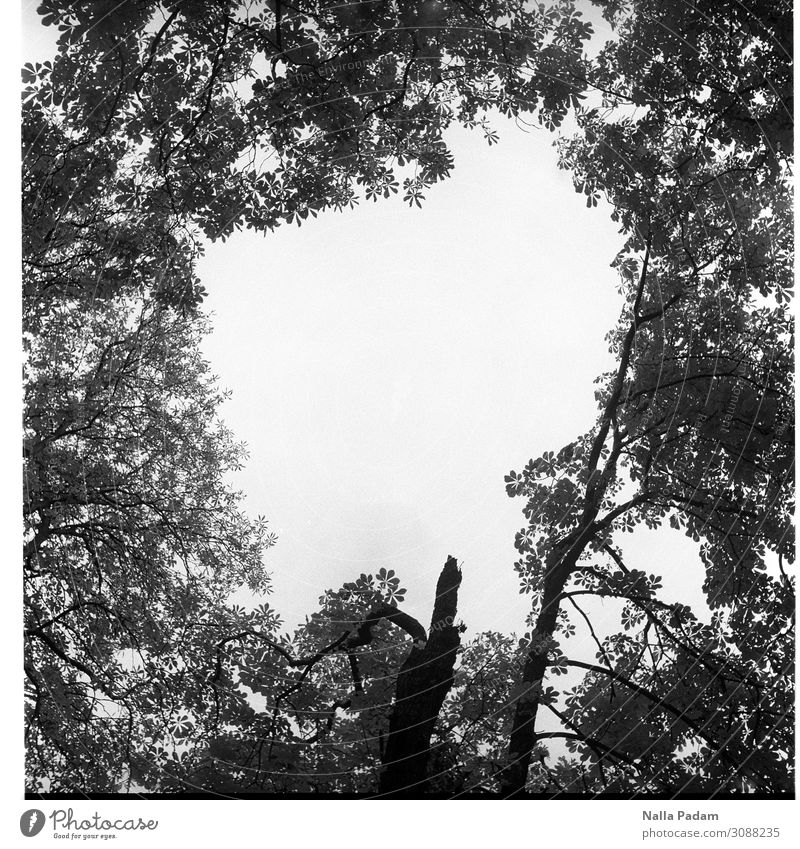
[12,0,795,835]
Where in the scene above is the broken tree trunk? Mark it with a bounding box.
[378,555,462,796]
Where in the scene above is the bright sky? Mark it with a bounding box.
[200,119,623,634]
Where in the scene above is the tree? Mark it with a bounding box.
[498,0,792,795]
[157,558,461,795]
[24,293,279,791]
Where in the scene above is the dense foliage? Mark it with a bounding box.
[23,0,792,796]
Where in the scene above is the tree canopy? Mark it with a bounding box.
[23,0,793,797]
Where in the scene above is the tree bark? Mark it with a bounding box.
[378,555,462,796]
[500,542,576,796]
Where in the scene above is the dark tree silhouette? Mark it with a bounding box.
[379,556,462,795]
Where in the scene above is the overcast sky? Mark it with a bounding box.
[197,115,708,639]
